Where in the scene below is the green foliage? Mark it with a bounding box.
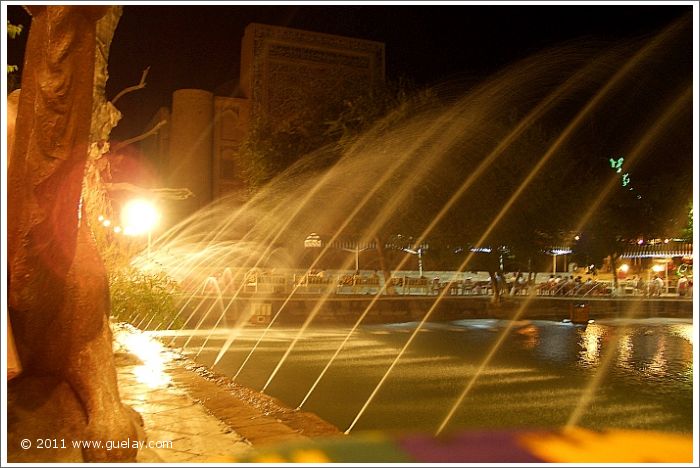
[109,267,182,329]
[238,78,431,193]
[324,77,431,146]
[681,202,692,241]
[7,21,23,91]
[90,181,174,329]
[7,21,22,38]
[237,114,314,193]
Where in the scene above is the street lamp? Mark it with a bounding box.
[402,247,424,277]
[339,243,374,273]
[304,234,374,273]
[550,248,572,275]
[121,198,160,257]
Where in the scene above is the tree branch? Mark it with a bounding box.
[104,182,151,196]
[105,183,194,200]
[151,187,195,200]
[112,119,166,153]
[111,66,150,105]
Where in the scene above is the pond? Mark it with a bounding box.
[183,317,693,435]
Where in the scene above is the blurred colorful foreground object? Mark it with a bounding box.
[236,427,693,463]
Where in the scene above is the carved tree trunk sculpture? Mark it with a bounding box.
[82,6,124,229]
[7,6,139,462]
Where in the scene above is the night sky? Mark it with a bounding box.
[6,2,691,142]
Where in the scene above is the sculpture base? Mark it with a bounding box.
[7,375,144,463]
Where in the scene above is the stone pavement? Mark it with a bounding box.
[113,325,251,462]
[112,322,337,462]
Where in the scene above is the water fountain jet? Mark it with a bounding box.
[344,19,690,434]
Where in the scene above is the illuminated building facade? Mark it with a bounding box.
[140,23,385,221]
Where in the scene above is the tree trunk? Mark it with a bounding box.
[488,270,501,304]
[82,6,124,236]
[610,253,619,292]
[7,6,139,462]
[374,235,396,295]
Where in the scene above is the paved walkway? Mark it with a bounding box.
[112,322,326,462]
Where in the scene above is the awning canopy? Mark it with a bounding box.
[304,233,322,248]
[544,247,572,256]
[620,242,693,259]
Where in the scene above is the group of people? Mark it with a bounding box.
[677,274,693,297]
[628,275,658,296]
[537,274,600,296]
[188,267,693,298]
[626,274,693,297]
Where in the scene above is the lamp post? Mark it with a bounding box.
[338,244,374,273]
[402,247,423,277]
[305,234,376,274]
[550,248,572,276]
[342,245,361,272]
[121,198,159,257]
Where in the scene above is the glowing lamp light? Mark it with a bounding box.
[113,226,122,234]
[98,215,105,222]
[652,264,664,273]
[619,264,630,273]
[574,235,580,241]
[551,248,572,255]
[102,219,111,227]
[121,199,159,236]
[637,239,644,245]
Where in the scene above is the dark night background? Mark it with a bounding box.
[6,2,692,142]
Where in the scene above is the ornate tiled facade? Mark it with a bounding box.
[241,23,384,125]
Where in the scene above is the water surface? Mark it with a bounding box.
[181,317,693,434]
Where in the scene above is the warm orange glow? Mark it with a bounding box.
[115,329,172,389]
[121,198,159,236]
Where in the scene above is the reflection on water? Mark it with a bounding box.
[183,317,693,434]
[649,336,668,378]
[515,324,540,350]
[617,334,633,369]
[579,323,603,366]
[670,323,694,346]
